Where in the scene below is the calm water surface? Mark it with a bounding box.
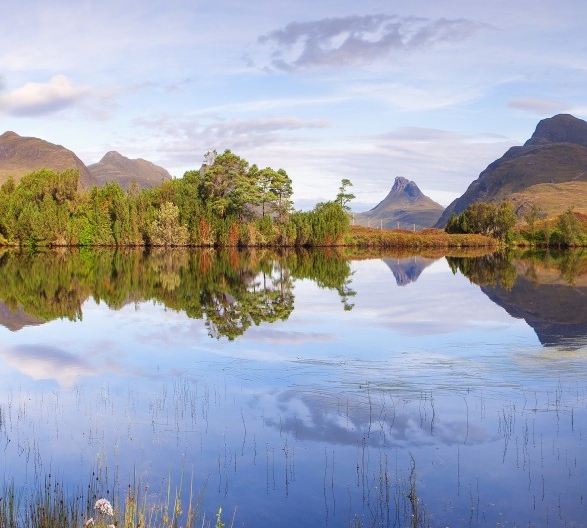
[0,249,585,527]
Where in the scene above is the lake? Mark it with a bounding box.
[0,248,585,527]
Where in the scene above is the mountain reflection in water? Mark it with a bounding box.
[2,248,587,347]
[382,255,436,286]
[447,249,587,347]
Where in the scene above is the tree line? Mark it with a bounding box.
[445,200,587,247]
[0,149,351,248]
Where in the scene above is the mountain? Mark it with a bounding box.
[87,151,172,190]
[355,177,444,230]
[0,131,96,189]
[435,114,587,227]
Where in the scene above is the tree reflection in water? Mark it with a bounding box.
[0,247,356,340]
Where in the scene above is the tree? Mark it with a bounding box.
[308,201,350,245]
[494,201,517,241]
[149,201,188,246]
[256,168,278,218]
[270,168,293,223]
[335,178,355,212]
[523,202,544,239]
[445,201,517,241]
[557,207,581,247]
[199,149,251,219]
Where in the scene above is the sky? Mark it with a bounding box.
[1,0,586,211]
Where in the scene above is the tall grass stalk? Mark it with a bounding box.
[1,470,221,528]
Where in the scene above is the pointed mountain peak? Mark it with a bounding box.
[88,150,171,190]
[354,177,444,230]
[390,176,424,199]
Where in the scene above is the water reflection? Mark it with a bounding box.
[0,248,354,339]
[382,256,436,286]
[449,249,587,347]
[3,247,587,348]
[0,248,585,527]
[3,247,587,349]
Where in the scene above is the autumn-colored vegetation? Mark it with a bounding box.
[347,225,498,249]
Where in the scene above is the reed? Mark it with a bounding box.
[0,471,230,528]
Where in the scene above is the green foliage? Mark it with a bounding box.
[556,207,583,247]
[523,202,546,239]
[445,201,517,241]
[199,149,252,219]
[150,201,189,246]
[307,201,350,245]
[0,152,348,249]
[335,178,355,212]
[515,207,587,248]
[0,247,356,340]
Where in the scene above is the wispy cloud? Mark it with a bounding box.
[508,98,573,115]
[0,75,91,116]
[257,14,489,72]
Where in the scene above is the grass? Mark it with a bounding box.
[510,181,587,219]
[0,472,233,528]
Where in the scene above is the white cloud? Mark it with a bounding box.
[0,75,91,116]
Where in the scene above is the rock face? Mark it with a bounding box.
[88,151,172,190]
[0,131,96,189]
[355,176,444,230]
[435,114,587,227]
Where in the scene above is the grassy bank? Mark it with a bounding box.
[345,225,498,250]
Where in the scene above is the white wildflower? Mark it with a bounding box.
[94,498,114,516]
[84,518,94,527]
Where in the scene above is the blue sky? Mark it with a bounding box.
[1,0,586,210]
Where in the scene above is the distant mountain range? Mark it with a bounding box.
[355,176,444,230]
[435,114,587,227]
[4,113,587,224]
[0,131,171,190]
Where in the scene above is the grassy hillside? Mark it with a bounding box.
[511,181,587,217]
